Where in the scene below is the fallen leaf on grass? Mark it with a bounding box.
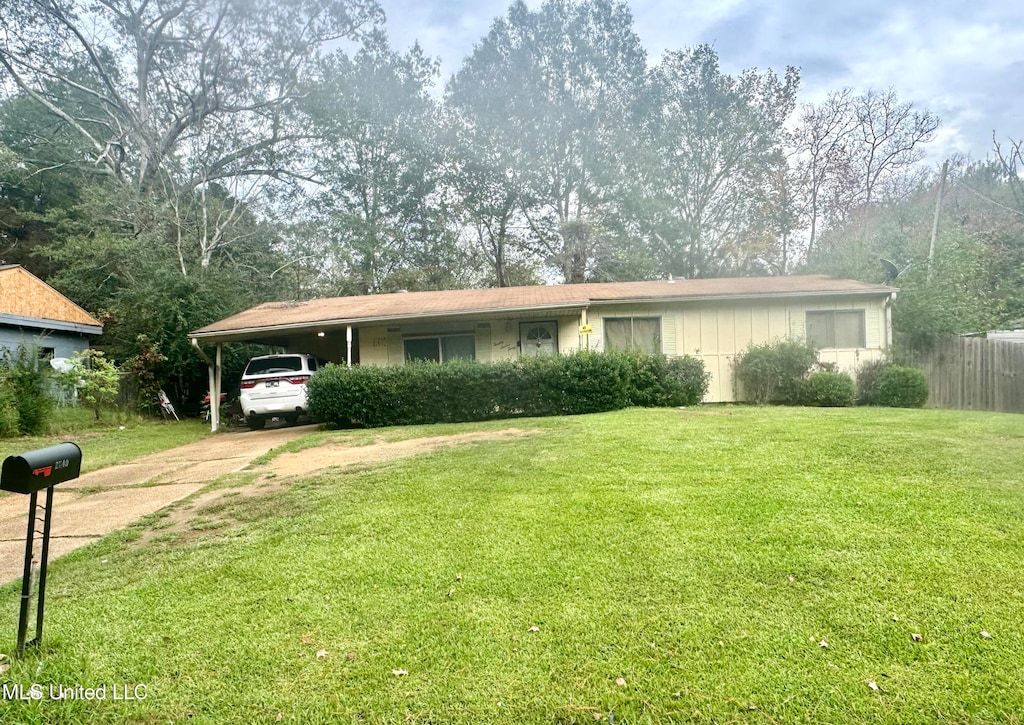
[315,649,328,659]
[275,713,283,722]
[0,664,8,675]
[818,640,829,649]
[392,669,408,677]
[456,573,463,582]
[301,634,315,645]
[446,588,455,598]
[592,713,604,720]
[528,626,540,633]
[868,681,879,691]
[614,677,627,687]
[981,631,991,639]
[911,633,923,642]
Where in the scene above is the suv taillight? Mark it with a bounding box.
[240,380,257,389]
[286,375,310,384]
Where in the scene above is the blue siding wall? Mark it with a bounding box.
[0,327,90,360]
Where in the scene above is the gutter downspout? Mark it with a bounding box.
[885,292,896,355]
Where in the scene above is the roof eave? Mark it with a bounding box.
[0,313,103,336]
[590,287,896,306]
[190,301,590,342]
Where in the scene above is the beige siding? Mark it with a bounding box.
[346,294,889,404]
[592,296,889,403]
[358,326,390,366]
[555,315,582,354]
[491,319,519,360]
[474,322,492,362]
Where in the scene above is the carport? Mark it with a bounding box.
[189,320,359,432]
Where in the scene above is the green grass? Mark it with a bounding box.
[0,407,1022,723]
[0,412,210,474]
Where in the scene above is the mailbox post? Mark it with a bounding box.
[1,442,81,657]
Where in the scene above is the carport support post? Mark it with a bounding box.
[213,343,223,432]
[346,325,353,368]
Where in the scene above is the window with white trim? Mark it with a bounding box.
[604,317,661,353]
[806,310,865,349]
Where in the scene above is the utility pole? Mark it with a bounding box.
[928,159,949,281]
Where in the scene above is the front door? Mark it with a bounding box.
[520,321,558,357]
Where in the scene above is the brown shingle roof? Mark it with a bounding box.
[192,275,893,340]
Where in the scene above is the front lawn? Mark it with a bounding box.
[0,416,210,474]
[1,407,1022,723]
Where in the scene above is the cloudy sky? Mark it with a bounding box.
[376,0,1024,165]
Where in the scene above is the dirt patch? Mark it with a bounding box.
[261,428,536,479]
[131,428,538,550]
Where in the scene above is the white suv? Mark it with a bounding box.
[239,353,325,430]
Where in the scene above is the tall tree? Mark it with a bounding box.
[632,44,799,278]
[0,0,382,269]
[446,0,647,283]
[301,32,452,295]
[790,88,939,263]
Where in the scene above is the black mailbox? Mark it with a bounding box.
[2,441,82,657]
[1,442,82,494]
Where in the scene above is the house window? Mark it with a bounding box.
[806,310,865,349]
[604,317,661,353]
[404,334,475,363]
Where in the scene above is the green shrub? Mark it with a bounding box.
[734,340,818,404]
[874,365,929,408]
[800,371,855,407]
[0,371,19,437]
[855,358,891,405]
[307,351,710,428]
[4,345,57,436]
[623,353,710,407]
[66,349,121,420]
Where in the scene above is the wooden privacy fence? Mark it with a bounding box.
[917,337,1024,413]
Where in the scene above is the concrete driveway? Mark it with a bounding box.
[0,425,314,584]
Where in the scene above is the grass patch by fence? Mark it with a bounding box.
[0,406,1022,723]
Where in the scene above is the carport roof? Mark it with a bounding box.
[191,275,894,342]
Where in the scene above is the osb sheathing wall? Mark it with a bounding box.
[0,266,101,326]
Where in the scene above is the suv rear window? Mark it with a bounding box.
[244,357,305,375]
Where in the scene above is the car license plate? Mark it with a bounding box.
[265,380,278,388]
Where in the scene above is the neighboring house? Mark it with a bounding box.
[0,264,103,360]
[975,320,1024,345]
[191,275,895,415]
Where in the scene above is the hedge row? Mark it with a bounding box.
[306,351,710,428]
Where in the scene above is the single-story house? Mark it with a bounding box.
[0,264,103,361]
[190,275,896,429]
